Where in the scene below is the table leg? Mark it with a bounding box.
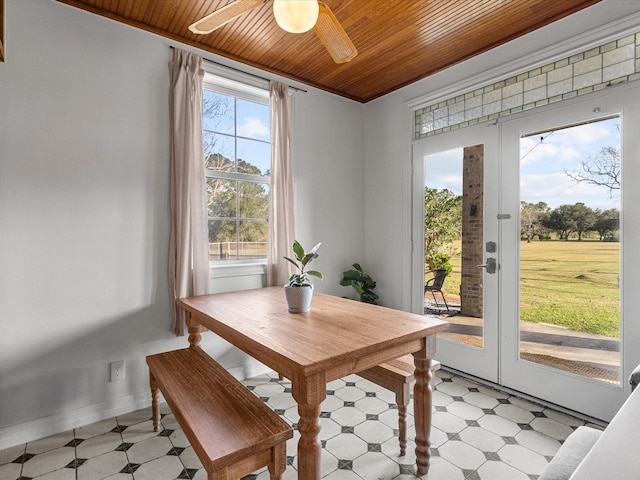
[413,336,437,476]
[292,373,326,480]
[185,312,203,347]
[187,324,202,347]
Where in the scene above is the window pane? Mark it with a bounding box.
[203,90,234,134]
[208,220,237,260]
[238,220,267,259]
[237,138,271,175]
[204,132,235,172]
[237,98,269,140]
[207,179,236,218]
[239,181,269,220]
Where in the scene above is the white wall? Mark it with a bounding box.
[362,0,640,311]
[291,90,365,297]
[0,0,363,448]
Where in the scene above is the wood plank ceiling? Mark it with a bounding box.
[56,0,601,103]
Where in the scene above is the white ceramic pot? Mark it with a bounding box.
[284,283,314,313]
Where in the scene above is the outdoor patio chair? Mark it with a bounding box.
[425,269,449,311]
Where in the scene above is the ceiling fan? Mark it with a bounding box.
[189,0,357,64]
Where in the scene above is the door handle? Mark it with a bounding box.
[477,257,497,274]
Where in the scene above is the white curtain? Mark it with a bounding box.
[267,82,295,286]
[168,48,209,336]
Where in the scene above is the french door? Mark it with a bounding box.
[499,85,639,420]
[412,82,640,421]
[412,123,500,382]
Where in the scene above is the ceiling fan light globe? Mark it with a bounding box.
[273,0,319,33]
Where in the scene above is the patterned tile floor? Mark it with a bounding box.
[0,369,597,480]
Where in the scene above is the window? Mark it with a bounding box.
[203,75,270,262]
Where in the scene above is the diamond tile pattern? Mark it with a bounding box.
[0,370,590,479]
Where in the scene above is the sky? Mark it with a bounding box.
[425,116,621,211]
[520,117,620,210]
[203,90,271,176]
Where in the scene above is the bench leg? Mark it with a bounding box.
[395,362,440,456]
[150,372,160,433]
[395,383,410,456]
[268,443,287,480]
[431,360,441,391]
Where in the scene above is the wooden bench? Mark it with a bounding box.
[146,347,293,480]
[359,355,441,456]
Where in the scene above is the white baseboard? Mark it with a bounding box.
[0,391,152,451]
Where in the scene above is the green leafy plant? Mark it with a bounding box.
[430,252,453,276]
[284,240,323,287]
[340,263,379,304]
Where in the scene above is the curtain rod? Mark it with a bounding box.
[169,46,307,93]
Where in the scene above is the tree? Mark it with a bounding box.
[543,203,595,241]
[424,188,462,271]
[520,201,550,242]
[565,146,620,196]
[571,202,596,241]
[545,204,577,241]
[593,208,619,241]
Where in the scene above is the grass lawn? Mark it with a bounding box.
[442,240,620,338]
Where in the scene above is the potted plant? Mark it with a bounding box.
[340,263,379,304]
[283,240,323,312]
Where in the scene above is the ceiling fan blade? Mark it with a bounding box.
[189,0,265,35]
[313,2,357,64]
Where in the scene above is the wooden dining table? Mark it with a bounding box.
[177,286,449,480]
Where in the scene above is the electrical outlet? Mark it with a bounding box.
[110,360,125,382]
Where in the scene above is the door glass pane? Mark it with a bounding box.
[425,145,484,348]
[519,116,621,384]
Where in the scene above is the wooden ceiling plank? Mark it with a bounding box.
[345,1,601,101]
[54,0,601,103]
[165,0,204,34]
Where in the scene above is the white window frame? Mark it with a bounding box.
[203,71,270,270]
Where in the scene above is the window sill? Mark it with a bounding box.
[209,261,267,278]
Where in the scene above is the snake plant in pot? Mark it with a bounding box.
[283,240,323,312]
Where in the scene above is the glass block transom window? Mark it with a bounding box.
[415,33,640,139]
